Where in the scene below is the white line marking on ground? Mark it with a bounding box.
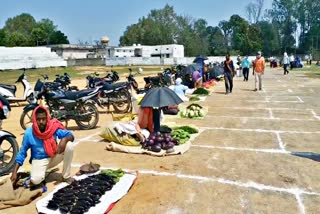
[206,115,315,121]
[275,132,286,151]
[191,145,289,154]
[268,108,274,119]
[310,110,320,121]
[299,85,305,88]
[200,126,320,134]
[295,193,306,214]
[288,89,293,93]
[297,96,304,103]
[73,132,100,146]
[213,107,312,111]
[70,163,320,198]
[247,100,302,103]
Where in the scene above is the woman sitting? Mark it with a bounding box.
[169,78,189,102]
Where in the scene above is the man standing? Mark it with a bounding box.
[223,55,235,94]
[11,106,74,188]
[253,51,265,91]
[241,56,251,81]
[283,52,290,75]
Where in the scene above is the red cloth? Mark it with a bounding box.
[138,107,154,133]
[32,106,65,157]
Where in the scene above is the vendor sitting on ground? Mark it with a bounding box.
[192,70,203,89]
[169,78,189,102]
[10,106,74,188]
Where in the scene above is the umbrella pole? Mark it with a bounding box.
[152,108,160,133]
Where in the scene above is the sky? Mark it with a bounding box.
[0,0,273,46]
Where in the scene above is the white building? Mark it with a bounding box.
[113,44,184,58]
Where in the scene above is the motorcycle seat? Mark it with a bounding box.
[102,82,128,92]
[0,84,16,95]
[64,89,96,100]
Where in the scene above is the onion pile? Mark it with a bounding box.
[141,132,178,152]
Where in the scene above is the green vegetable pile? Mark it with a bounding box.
[100,169,125,182]
[171,129,190,144]
[193,88,209,95]
[180,103,205,118]
[174,126,198,134]
[189,96,200,101]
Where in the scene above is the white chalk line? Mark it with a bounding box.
[268,108,275,119]
[73,132,100,146]
[200,126,320,134]
[247,100,303,103]
[210,106,317,111]
[206,115,315,121]
[310,110,320,121]
[191,144,289,154]
[288,89,293,93]
[275,132,286,151]
[297,96,304,103]
[295,193,306,214]
[70,163,320,198]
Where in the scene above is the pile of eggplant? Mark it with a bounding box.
[47,174,116,214]
[141,131,178,153]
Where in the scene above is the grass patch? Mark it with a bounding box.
[301,65,320,79]
[0,65,167,83]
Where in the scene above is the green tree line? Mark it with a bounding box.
[0,13,69,47]
[120,1,320,57]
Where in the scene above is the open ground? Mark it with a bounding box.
[2,65,320,214]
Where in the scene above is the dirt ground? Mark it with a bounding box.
[2,66,320,214]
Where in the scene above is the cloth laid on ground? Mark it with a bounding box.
[0,177,42,210]
[100,121,150,146]
[36,171,137,214]
[105,131,199,157]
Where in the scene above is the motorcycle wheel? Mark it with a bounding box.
[20,109,34,130]
[0,136,19,176]
[112,90,132,113]
[75,102,99,130]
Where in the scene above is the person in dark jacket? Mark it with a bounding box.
[223,55,235,94]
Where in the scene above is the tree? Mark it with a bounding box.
[246,0,265,24]
[268,0,299,52]
[0,13,69,47]
[257,21,281,56]
[218,20,232,50]
[31,19,56,45]
[0,29,6,46]
[50,30,69,44]
[3,13,36,46]
[206,26,226,55]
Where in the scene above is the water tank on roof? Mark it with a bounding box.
[101,36,110,45]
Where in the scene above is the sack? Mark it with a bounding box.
[100,124,140,146]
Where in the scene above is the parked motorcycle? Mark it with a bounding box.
[54,73,79,91]
[94,81,132,113]
[20,85,100,130]
[86,70,120,89]
[34,73,78,93]
[85,69,132,113]
[0,96,19,176]
[0,70,35,104]
[127,67,168,94]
